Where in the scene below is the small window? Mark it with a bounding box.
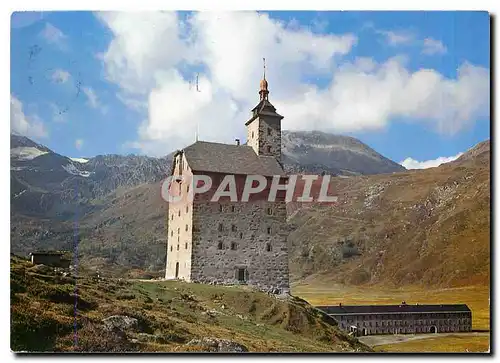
[218,242,224,250]
[231,242,237,250]
[178,210,181,217]
[231,206,235,212]
[267,227,271,234]
[266,207,273,215]
[267,146,271,153]
[177,236,179,242]
[231,224,237,232]
[170,245,173,252]
[219,205,223,212]
[177,228,180,234]
[187,184,190,193]
[177,244,179,251]
[252,131,254,138]
[171,214,174,220]
[266,243,272,252]
[267,127,271,136]
[171,230,173,237]
[218,223,223,232]
[186,206,189,213]
[185,242,188,249]
[239,232,243,239]
[185,224,188,231]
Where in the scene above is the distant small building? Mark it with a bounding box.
[29,251,70,268]
[316,303,472,336]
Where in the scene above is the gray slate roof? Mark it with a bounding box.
[183,141,285,176]
[315,304,471,315]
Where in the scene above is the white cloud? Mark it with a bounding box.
[51,69,71,84]
[96,11,189,94]
[282,58,490,135]
[83,87,99,108]
[376,29,415,46]
[10,95,48,139]
[39,22,67,50]
[96,11,489,156]
[75,139,84,150]
[422,37,447,55]
[82,86,108,114]
[400,152,463,169]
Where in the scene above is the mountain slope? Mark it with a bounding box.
[10,134,171,219]
[282,131,406,175]
[11,255,370,352]
[10,132,405,271]
[11,135,490,289]
[288,140,490,287]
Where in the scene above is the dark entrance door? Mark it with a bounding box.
[175,262,179,278]
[430,326,437,333]
[237,268,246,282]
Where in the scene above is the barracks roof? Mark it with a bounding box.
[315,304,471,315]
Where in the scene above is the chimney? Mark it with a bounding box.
[339,303,342,307]
[235,138,240,146]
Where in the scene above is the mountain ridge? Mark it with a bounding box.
[10,133,489,288]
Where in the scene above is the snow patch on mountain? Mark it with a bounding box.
[70,157,90,164]
[62,163,93,178]
[11,147,49,160]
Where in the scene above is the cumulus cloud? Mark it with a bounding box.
[400,152,463,169]
[75,139,84,150]
[51,69,71,84]
[422,37,447,55]
[376,29,415,46]
[39,22,67,50]
[96,11,490,156]
[10,95,48,139]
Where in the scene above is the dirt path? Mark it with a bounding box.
[358,332,490,347]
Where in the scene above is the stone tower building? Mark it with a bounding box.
[165,73,290,293]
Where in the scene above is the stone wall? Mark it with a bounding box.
[246,116,282,163]
[165,152,193,281]
[190,198,290,293]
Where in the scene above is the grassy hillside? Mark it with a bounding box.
[10,255,370,353]
[288,141,490,288]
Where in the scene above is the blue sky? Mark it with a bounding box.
[10,11,490,167]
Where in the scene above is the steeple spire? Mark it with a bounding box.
[259,57,269,101]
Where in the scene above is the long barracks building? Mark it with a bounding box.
[316,302,472,336]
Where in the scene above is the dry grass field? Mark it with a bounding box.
[373,334,490,353]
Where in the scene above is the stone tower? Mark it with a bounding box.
[245,60,284,163]
[165,64,290,294]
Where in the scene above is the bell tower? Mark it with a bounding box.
[246,58,284,163]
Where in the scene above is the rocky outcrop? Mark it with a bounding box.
[186,337,248,352]
[102,315,139,332]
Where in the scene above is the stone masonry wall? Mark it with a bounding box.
[190,198,290,293]
[165,152,193,281]
[246,116,282,163]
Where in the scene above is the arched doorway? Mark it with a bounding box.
[362,328,368,336]
[430,326,437,333]
[175,262,179,278]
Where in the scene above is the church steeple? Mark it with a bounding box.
[245,58,284,163]
[259,58,269,101]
